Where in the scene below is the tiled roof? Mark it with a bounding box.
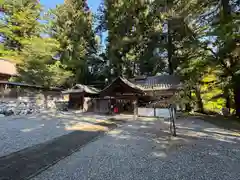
[100,75,181,96]
[62,84,100,94]
[119,77,144,91]
[74,84,100,94]
[131,75,181,90]
[63,75,181,96]
[0,59,17,76]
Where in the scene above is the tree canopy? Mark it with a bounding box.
[0,0,239,115]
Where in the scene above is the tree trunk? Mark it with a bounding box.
[185,91,192,112]
[185,103,192,112]
[195,85,204,113]
[233,79,240,117]
[167,20,174,75]
[221,0,231,20]
[133,62,135,77]
[233,86,240,117]
[226,95,231,110]
[224,87,230,113]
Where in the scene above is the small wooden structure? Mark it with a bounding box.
[62,84,99,111]
[94,77,145,115]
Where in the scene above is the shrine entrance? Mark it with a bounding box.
[93,77,144,116]
[114,98,134,114]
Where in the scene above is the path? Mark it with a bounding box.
[31,117,240,180]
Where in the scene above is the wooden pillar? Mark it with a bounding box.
[133,96,138,120]
[169,104,177,136]
[109,96,111,114]
[153,87,156,117]
[169,106,172,122]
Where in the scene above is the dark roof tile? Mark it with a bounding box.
[131,75,181,90]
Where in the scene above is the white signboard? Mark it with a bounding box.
[156,108,170,118]
[138,108,170,118]
[138,108,154,117]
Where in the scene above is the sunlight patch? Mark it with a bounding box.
[109,129,123,135]
[231,132,240,137]
[65,124,108,132]
[21,124,44,132]
[152,151,167,158]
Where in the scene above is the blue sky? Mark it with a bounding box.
[40,0,101,13]
[40,0,106,47]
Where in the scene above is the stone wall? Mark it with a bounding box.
[0,90,63,117]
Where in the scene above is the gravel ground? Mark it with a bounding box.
[0,112,123,157]
[32,117,240,180]
[0,114,72,157]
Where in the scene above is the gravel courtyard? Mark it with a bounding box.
[0,112,126,157]
[31,117,240,180]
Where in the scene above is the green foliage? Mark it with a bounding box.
[21,37,59,61]
[48,0,98,84]
[47,61,74,87]
[14,60,73,87]
[1,0,239,115]
[12,37,73,87]
[0,0,42,53]
[98,0,167,77]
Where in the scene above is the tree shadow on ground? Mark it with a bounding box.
[3,114,237,180]
[183,114,240,132]
[0,128,107,180]
[77,116,240,180]
[2,113,240,180]
[0,112,129,158]
[108,116,240,160]
[0,112,132,180]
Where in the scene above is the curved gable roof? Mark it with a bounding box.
[62,84,100,94]
[100,76,145,96]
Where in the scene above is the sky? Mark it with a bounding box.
[40,0,101,13]
[40,0,106,47]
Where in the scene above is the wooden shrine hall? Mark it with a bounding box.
[95,77,145,115]
[92,75,181,115]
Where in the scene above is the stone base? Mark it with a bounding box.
[0,97,61,117]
